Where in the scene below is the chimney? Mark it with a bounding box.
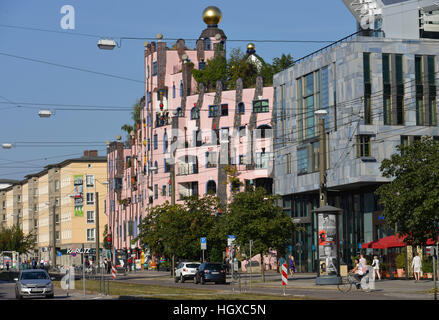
[83,150,98,157]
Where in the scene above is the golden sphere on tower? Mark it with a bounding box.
[247,43,255,51]
[202,6,222,26]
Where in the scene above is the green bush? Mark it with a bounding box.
[395,252,406,269]
[422,257,433,273]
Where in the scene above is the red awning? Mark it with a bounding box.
[362,234,438,249]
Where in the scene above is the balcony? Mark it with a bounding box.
[178,163,198,176]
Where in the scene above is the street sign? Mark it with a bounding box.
[227,235,236,246]
[201,237,207,250]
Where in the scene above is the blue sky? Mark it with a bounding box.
[0,0,355,181]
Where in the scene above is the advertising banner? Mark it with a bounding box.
[74,175,83,217]
[317,213,338,276]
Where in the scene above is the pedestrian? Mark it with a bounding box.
[411,252,422,282]
[371,256,381,280]
[32,258,37,269]
[278,255,286,273]
[288,255,296,277]
[5,261,9,271]
[107,259,112,274]
[359,254,367,268]
[40,259,44,269]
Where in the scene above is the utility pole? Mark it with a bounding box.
[95,192,100,273]
[52,202,57,269]
[318,113,327,207]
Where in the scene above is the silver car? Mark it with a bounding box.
[14,269,55,299]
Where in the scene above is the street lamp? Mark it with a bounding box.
[38,109,54,118]
[97,39,117,50]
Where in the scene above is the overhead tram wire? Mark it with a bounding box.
[0,51,145,85]
[0,23,338,44]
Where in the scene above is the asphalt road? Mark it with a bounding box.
[0,280,109,300]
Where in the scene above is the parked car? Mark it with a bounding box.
[175,262,200,283]
[194,262,226,285]
[14,269,55,299]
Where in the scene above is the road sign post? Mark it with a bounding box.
[249,240,253,292]
[201,237,207,262]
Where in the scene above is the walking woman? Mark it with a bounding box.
[372,256,381,280]
[288,255,296,277]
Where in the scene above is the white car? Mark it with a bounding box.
[174,262,200,283]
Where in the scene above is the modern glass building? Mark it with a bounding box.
[273,0,439,272]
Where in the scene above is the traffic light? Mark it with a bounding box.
[106,235,112,249]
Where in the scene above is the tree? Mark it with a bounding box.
[226,48,258,89]
[121,99,142,140]
[222,187,296,282]
[375,137,439,246]
[272,53,295,74]
[192,54,227,92]
[136,195,223,276]
[0,225,36,254]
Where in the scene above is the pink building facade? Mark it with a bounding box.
[106,13,274,257]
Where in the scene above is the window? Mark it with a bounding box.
[164,159,170,173]
[87,228,96,241]
[356,135,372,158]
[55,180,60,191]
[221,104,228,116]
[86,175,94,187]
[297,141,320,175]
[297,148,308,175]
[252,99,269,113]
[206,152,217,168]
[191,107,200,120]
[163,132,168,153]
[363,53,372,124]
[56,231,60,241]
[86,192,94,205]
[239,126,246,137]
[154,184,158,199]
[208,105,218,117]
[34,204,38,213]
[286,153,292,174]
[211,129,219,145]
[237,102,245,114]
[239,155,246,165]
[255,152,271,169]
[86,211,95,224]
[204,37,211,50]
[415,55,437,126]
[382,53,405,125]
[154,161,158,174]
[180,81,183,97]
[206,180,216,194]
[153,134,158,150]
[152,61,158,76]
[55,198,60,207]
[161,185,166,197]
[297,68,329,141]
[17,195,21,203]
[172,84,176,98]
[257,125,272,139]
